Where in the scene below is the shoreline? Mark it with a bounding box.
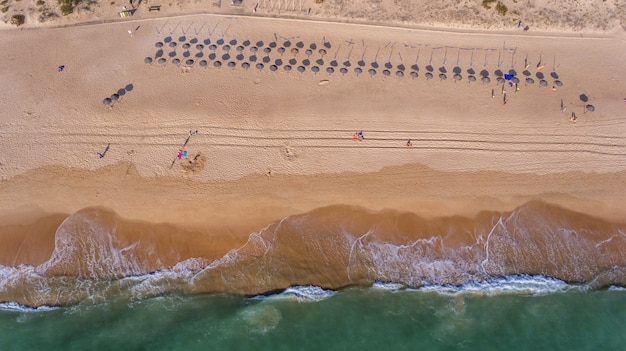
[2,161,625,244]
[1,199,626,307]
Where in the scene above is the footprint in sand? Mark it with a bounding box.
[283,146,298,161]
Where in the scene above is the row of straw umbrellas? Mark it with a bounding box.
[143,55,565,89]
[148,39,565,86]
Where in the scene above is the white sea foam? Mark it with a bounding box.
[372,281,405,291]
[417,275,575,296]
[608,285,626,291]
[253,285,336,302]
[0,265,16,287]
[0,302,58,312]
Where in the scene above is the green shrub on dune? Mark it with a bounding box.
[482,0,496,9]
[495,1,508,16]
[58,0,79,15]
[11,14,25,26]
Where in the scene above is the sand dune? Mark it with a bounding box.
[2,0,625,33]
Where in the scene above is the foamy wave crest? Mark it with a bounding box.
[254,286,336,302]
[37,208,149,279]
[0,301,58,312]
[608,286,626,291]
[126,258,209,300]
[372,281,405,291]
[418,275,575,296]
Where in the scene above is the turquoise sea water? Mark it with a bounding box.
[2,282,625,351]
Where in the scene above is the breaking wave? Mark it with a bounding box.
[0,201,625,307]
[253,286,337,302]
[417,275,575,296]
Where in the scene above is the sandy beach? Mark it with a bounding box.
[0,2,626,305]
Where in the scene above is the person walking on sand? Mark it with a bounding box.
[97,143,110,158]
[406,139,413,147]
[570,112,577,123]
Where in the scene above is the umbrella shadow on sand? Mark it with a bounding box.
[103,84,134,107]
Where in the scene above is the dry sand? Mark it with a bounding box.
[2,0,625,32]
[0,8,625,268]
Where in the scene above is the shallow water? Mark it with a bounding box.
[2,284,625,351]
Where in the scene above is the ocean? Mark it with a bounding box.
[1,282,625,351]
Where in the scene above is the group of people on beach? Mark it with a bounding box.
[177,130,199,160]
[352,131,364,141]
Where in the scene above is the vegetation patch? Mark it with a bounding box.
[0,0,8,5]
[1,6,8,12]
[482,0,496,9]
[58,0,80,15]
[495,1,508,16]
[36,0,45,5]
[11,14,25,25]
